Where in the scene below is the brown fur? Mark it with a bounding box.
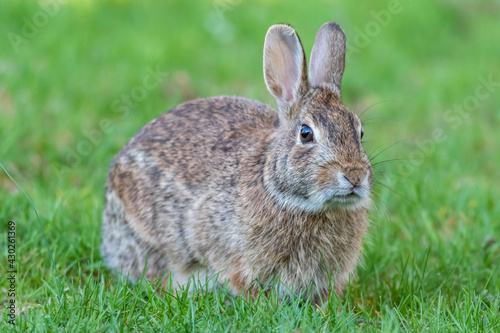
[101,22,373,301]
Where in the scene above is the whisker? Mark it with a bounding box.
[357,100,399,119]
[369,138,410,162]
[370,157,418,168]
[372,180,413,208]
[369,190,392,221]
[373,170,413,181]
[367,143,387,161]
[360,116,391,126]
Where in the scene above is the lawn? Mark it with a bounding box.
[1,0,500,331]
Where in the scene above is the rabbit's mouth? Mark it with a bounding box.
[323,189,371,210]
[324,171,372,207]
[329,192,360,203]
[338,192,358,199]
[326,192,361,205]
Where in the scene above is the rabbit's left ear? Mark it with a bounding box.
[309,22,346,95]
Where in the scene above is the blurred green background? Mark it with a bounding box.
[1,0,500,330]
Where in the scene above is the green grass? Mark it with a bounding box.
[1,0,500,331]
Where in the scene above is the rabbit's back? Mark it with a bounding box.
[101,96,278,283]
[111,95,278,203]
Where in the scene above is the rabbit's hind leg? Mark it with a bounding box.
[101,189,169,287]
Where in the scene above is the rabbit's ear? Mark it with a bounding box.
[309,22,346,95]
[264,24,308,112]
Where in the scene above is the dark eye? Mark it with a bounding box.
[360,127,364,140]
[300,124,314,143]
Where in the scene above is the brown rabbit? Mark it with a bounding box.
[101,22,373,302]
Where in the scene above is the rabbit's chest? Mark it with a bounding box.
[246,210,367,281]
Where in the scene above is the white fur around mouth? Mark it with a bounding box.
[321,190,372,211]
[327,192,360,203]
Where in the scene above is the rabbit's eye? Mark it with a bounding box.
[360,127,364,139]
[300,125,314,143]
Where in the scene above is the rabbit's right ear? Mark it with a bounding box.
[309,22,346,95]
[264,24,308,115]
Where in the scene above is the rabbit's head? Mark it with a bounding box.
[263,23,372,213]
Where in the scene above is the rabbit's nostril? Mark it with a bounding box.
[343,174,360,187]
[342,168,365,187]
[342,174,354,185]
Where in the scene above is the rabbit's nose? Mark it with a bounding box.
[342,168,366,187]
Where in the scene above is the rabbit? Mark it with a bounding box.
[101,22,373,303]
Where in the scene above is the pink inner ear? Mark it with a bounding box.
[309,30,328,88]
[277,42,300,103]
[309,22,346,93]
[264,25,305,105]
[283,64,299,103]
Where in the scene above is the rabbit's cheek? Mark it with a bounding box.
[316,162,341,189]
